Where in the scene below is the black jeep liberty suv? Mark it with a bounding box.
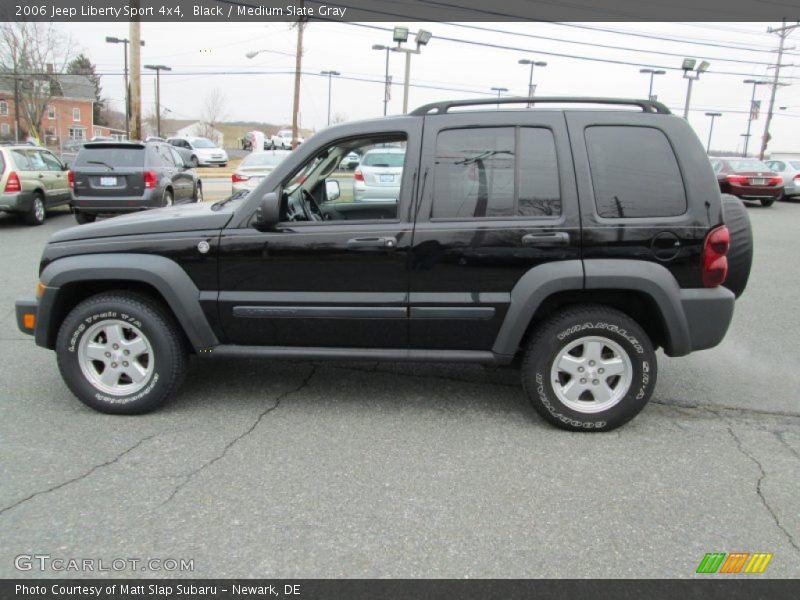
[15,98,752,431]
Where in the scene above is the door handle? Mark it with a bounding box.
[347,236,397,249]
[38,174,44,179]
[521,232,570,247]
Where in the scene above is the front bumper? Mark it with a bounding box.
[15,297,38,336]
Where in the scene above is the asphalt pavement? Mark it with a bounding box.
[0,201,798,578]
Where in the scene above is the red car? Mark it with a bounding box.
[710,157,783,207]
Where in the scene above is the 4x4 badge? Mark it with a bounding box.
[197,241,210,254]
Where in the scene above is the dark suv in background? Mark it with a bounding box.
[15,98,752,432]
[69,141,203,224]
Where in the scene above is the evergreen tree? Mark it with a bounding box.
[67,54,105,126]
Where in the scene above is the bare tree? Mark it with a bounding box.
[199,88,227,143]
[330,112,349,125]
[0,23,71,142]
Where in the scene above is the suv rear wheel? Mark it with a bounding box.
[55,292,188,414]
[521,305,657,432]
[24,193,45,226]
[74,211,96,225]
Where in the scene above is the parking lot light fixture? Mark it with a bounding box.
[372,44,392,116]
[705,112,722,153]
[393,26,409,43]
[682,58,710,119]
[491,86,509,109]
[639,68,666,101]
[391,27,433,113]
[743,79,768,157]
[415,29,432,46]
[518,58,547,106]
[144,65,172,138]
[106,35,145,139]
[321,70,341,126]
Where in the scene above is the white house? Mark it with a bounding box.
[169,121,224,147]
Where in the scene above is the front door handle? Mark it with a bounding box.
[521,232,570,247]
[347,236,397,249]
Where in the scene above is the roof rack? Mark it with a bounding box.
[409,97,671,116]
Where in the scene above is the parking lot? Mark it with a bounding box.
[0,200,798,578]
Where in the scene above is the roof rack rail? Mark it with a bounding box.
[410,96,671,116]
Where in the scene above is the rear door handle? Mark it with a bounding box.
[347,236,397,249]
[521,232,570,247]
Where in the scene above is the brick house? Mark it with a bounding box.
[0,71,98,145]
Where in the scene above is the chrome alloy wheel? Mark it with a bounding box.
[78,319,154,396]
[550,336,633,413]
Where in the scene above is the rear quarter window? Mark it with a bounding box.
[585,125,687,218]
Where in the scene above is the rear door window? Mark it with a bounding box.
[585,126,687,218]
[11,149,31,171]
[40,151,63,171]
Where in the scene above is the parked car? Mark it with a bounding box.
[340,151,360,170]
[353,147,406,201]
[167,137,228,167]
[764,158,800,200]
[69,141,203,224]
[232,150,291,194]
[710,157,782,207]
[0,145,71,225]
[62,139,84,153]
[15,97,751,432]
[271,129,304,150]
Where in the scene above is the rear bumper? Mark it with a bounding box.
[722,183,783,199]
[71,191,157,214]
[679,287,735,353]
[353,185,401,201]
[0,191,34,212]
[15,297,38,336]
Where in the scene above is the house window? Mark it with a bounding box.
[72,107,80,122]
[0,100,8,116]
[0,123,10,137]
[68,126,86,140]
[47,105,56,119]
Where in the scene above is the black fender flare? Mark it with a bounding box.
[36,253,219,350]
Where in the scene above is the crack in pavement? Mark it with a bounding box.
[721,421,800,554]
[0,433,158,517]
[774,431,800,462]
[160,366,317,506]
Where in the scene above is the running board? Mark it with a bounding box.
[203,345,508,364]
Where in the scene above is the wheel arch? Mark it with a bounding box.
[36,254,219,352]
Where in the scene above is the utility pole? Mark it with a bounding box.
[320,70,340,126]
[129,11,142,141]
[144,65,171,138]
[291,0,307,150]
[760,19,799,159]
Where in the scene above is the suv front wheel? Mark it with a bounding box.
[55,292,188,414]
[521,305,657,432]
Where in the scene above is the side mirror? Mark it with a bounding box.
[325,179,341,202]
[255,192,280,229]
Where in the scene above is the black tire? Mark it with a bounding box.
[55,292,188,415]
[192,182,203,203]
[190,155,199,168]
[721,194,753,299]
[74,211,96,225]
[220,163,227,168]
[162,189,174,207]
[24,193,46,226]
[760,198,775,207]
[521,305,657,432]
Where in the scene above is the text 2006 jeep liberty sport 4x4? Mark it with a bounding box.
[15,98,753,431]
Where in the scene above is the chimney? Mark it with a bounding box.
[46,63,54,74]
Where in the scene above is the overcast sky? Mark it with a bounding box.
[63,20,800,154]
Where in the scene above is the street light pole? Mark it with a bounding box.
[390,27,432,114]
[518,58,547,106]
[705,112,722,153]
[490,86,509,109]
[743,79,767,157]
[144,65,171,138]
[320,70,340,126]
[681,59,710,119]
[372,44,391,115]
[639,68,666,100]
[106,36,145,140]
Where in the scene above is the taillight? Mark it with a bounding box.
[726,174,749,185]
[231,173,249,183]
[702,225,730,288]
[354,169,364,182]
[67,170,74,188]
[794,174,800,182]
[4,171,21,193]
[769,176,782,186]
[143,171,157,189]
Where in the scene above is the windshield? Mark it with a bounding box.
[190,138,216,148]
[362,151,405,167]
[75,147,144,168]
[727,159,771,171]
[241,152,288,167]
